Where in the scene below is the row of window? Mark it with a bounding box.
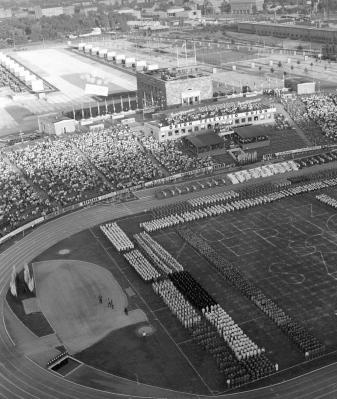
[159,114,272,140]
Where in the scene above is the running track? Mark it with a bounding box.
[1,198,337,399]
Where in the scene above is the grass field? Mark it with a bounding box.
[28,185,337,394]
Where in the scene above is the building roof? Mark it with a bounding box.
[234,125,270,138]
[185,133,223,148]
[40,114,73,124]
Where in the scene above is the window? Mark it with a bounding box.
[175,129,179,134]
[241,118,246,123]
[168,131,172,136]
[248,117,252,122]
[235,119,239,124]
[254,116,258,121]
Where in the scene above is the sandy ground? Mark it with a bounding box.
[12,48,136,96]
[33,260,147,354]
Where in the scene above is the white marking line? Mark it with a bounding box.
[0,284,15,347]
[64,362,83,378]
[152,306,167,313]
[253,230,277,248]
[89,229,215,396]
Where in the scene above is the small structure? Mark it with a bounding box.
[183,133,224,154]
[38,115,78,136]
[234,125,270,150]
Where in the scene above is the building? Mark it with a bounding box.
[237,22,337,43]
[144,103,276,142]
[137,67,213,109]
[117,9,141,18]
[230,0,264,14]
[38,115,78,136]
[0,8,12,18]
[63,5,75,16]
[41,6,64,17]
[80,5,98,15]
[234,125,270,150]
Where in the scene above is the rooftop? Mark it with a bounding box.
[234,125,270,138]
[143,67,209,81]
[185,132,223,148]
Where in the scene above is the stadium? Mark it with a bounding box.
[2,33,337,399]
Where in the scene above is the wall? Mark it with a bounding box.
[165,76,213,106]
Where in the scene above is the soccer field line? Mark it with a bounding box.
[88,229,215,395]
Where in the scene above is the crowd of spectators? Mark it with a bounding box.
[160,101,268,127]
[7,139,110,207]
[0,158,54,233]
[301,93,337,141]
[141,136,214,174]
[71,127,164,190]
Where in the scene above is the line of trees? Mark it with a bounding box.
[0,7,136,47]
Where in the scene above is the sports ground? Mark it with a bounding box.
[14,181,337,396]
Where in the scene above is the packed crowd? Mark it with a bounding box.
[0,158,55,233]
[140,136,214,174]
[177,226,325,358]
[160,101,268,127]
[124,249,160,282]
[71,127,164,190]
[7,139,110,207]
[301,94,337,141]
[281,96,326,145]
[100,222,134,252]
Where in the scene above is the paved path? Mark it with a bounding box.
[1,178,337,398]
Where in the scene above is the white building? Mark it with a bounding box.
[38,115,78,136]
[230,0,264,14]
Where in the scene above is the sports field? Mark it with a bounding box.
[27,183,337,394]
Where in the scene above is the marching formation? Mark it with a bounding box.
[123,249,160,282]
[141,177,337,232]
[315,193,337,209]
[134,232,184,274]
[153,279,201,327]
[100,222,134,252]
[177,226,325,359]
[187,190,239,207]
